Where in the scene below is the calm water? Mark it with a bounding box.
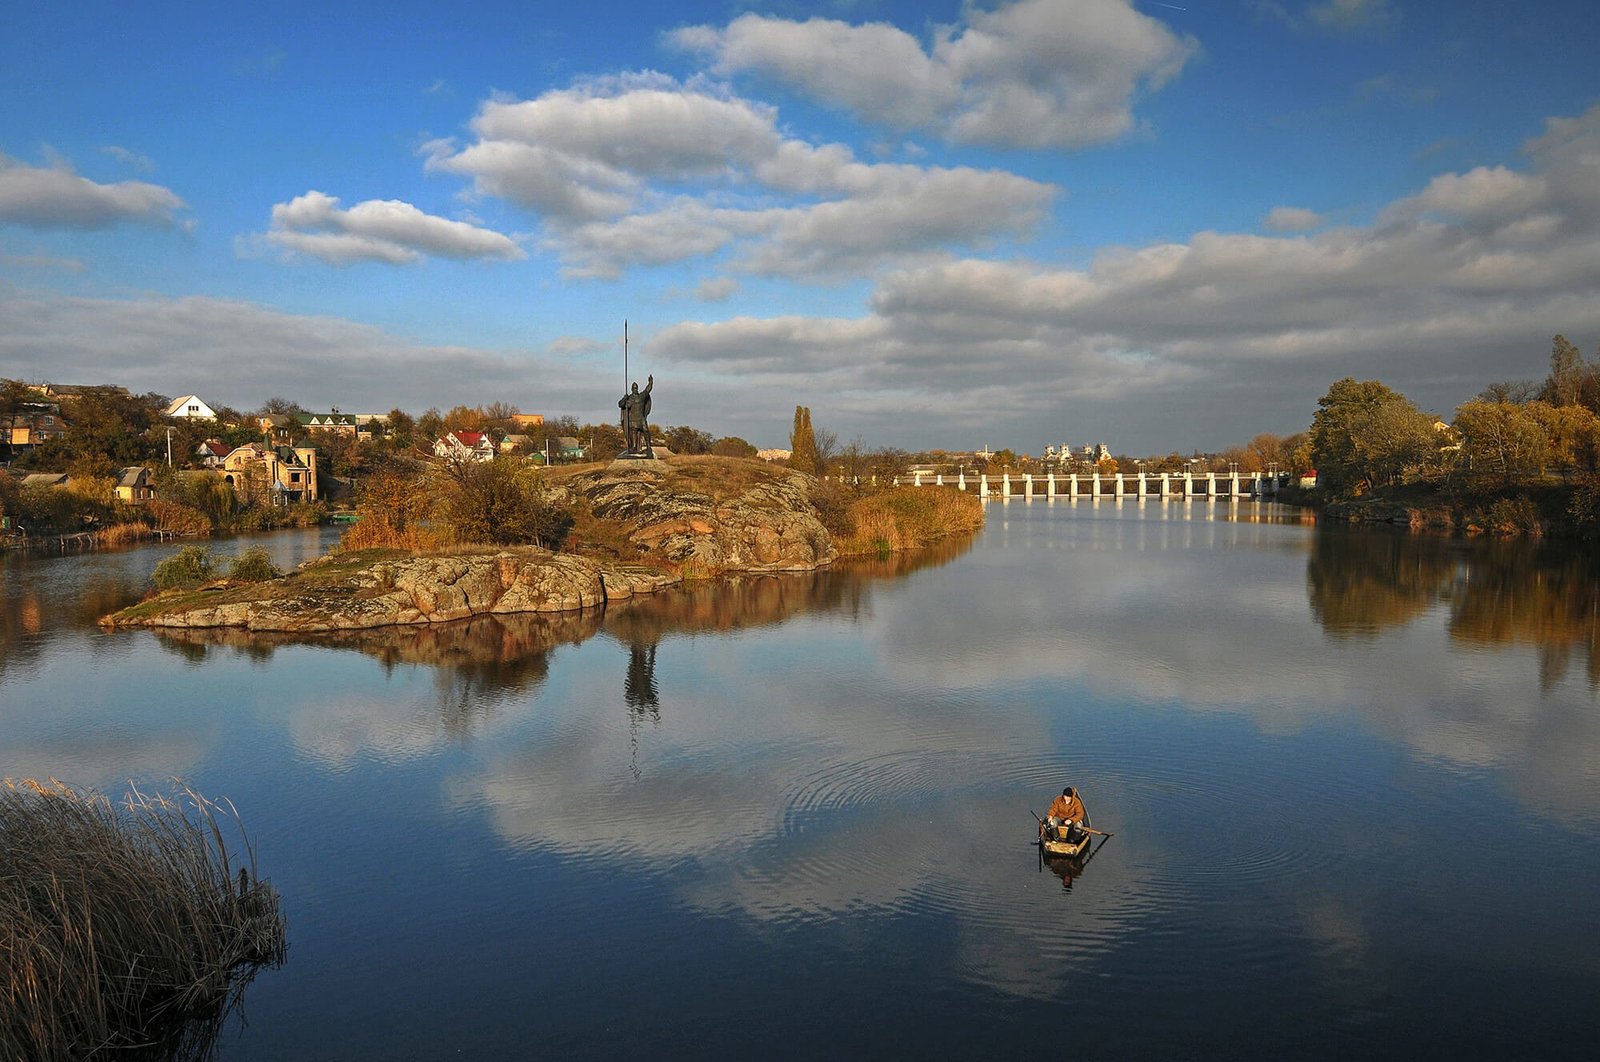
[3,501,1599,1060]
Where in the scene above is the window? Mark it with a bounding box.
[188,405,200,414]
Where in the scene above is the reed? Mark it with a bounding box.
[835,486,985,556]
[94,521,154,547]
[0,779,287,1061]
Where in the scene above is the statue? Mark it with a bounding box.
[619,374,654,457]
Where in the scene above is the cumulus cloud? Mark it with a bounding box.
[1264,206,1324,232]
[671,0,1197,148]
[652,103,1600,449]
[0,152,184,229]
[253,190,524,265]
[431,77,1055,279]
[0,289,617,417]
[695,276,738,302]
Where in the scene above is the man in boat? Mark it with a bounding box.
[1044,786,1087,842]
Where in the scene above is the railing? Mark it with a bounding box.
[889,470,1286,498]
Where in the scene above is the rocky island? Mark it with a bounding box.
[100,456,978,634]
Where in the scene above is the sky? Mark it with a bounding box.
[3,0,1599,453]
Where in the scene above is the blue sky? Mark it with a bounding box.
[3,0,1599,452]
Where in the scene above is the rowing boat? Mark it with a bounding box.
[1038,820,1092,858]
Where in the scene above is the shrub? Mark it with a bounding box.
[0,779,286,1060]
[151,545,216,590]
[227,546,282,583]
[147,497,213,536]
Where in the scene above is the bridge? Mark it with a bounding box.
[893,469,1285,499]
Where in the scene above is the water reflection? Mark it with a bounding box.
[1307,529,1599,688]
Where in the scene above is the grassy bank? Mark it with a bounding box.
[829,484,986,557]
[1300,478,1599,538]
[1,779,286,1061]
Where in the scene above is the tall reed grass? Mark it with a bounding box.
[835,486,985,556]
[1,779,287,1061]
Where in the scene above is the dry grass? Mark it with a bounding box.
[338,517,447,552]
[1,779,287,1061]
[835,486,985,557]
[94,521,155,548]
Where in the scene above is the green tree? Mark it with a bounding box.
[710,436,757,458]
[789,406,818,474]
[1310,378,1438,496]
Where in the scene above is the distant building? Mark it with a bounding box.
[4,411,68,452]
[756,448,792,462]
[435,431,496,463]
[510,414,545,430]
[115,466,156,504]
[500,433,533,453]
[163,395,218,420]
[297,411,358,436]
[221,444,319,504]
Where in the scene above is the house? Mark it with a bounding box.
[510,413,546,430]
[163,395,218,420]
[5,411,69,452]
[21,472,70,488]
[255,414,295,444]
[499,433,533,453]
[297,411,358,436]
[756,448,792,463]
[543,436,586,463]
[115,466,156,504]
[221,444,319,504]
[435,431,496,463]
[1298,470,1318,489]
[196,439,233,467]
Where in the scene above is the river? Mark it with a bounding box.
[2,499,1598,1060]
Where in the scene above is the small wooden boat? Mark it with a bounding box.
[1038,820,1092,858]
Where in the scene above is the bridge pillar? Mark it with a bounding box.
[1114,472,1124,497]
[913,472,923,487]
[1069,474,1078,497]
[935,474,943,486]
[1137,472,1147,497]
[1207,472,1217,496]
[1184,471,1194,496]
[1002,472,1011,497]
[1091,472,1101,497]
[979,474,989,498]
[1047,472,1056,497]
[958,471,967,491]
[1024,473,1033,498]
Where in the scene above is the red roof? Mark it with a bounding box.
[450,431,488,446]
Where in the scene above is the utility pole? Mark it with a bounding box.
[166,426,173,467]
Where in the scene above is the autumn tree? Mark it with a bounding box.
[1454,400,1550,484]
[1310,378,1438,496]
[710,436,757,458]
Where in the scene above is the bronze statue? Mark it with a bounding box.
[619,374,653,457]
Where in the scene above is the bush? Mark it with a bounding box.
[147,497,213,537]
[227,546,282,583]
[0,779,286,1060]
[151,545,216,590]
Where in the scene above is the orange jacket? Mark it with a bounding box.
[1046,792,1085,822]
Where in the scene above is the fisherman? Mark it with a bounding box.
[1044,786,1087,842]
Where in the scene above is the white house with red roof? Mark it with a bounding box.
[434,430,496,463]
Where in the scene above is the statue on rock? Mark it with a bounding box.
[619,374,654,458]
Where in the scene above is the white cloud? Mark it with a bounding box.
[1309,0,1397,32]
[0,152,184,229]
[1264,206,1324,232]
[431,78,1055,279]
[651,104,1600,448]
[672,0,1197,148]
[255,190,524,265]
[695,277,738,302]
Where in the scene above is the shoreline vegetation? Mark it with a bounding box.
[100,456,985,631]
[0,779,286,1061]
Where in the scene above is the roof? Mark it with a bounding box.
[117,466,150,487]
[163,394,212,417]
[449,431,490,447]
[22,473,69,486]
[298,412,356,427]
